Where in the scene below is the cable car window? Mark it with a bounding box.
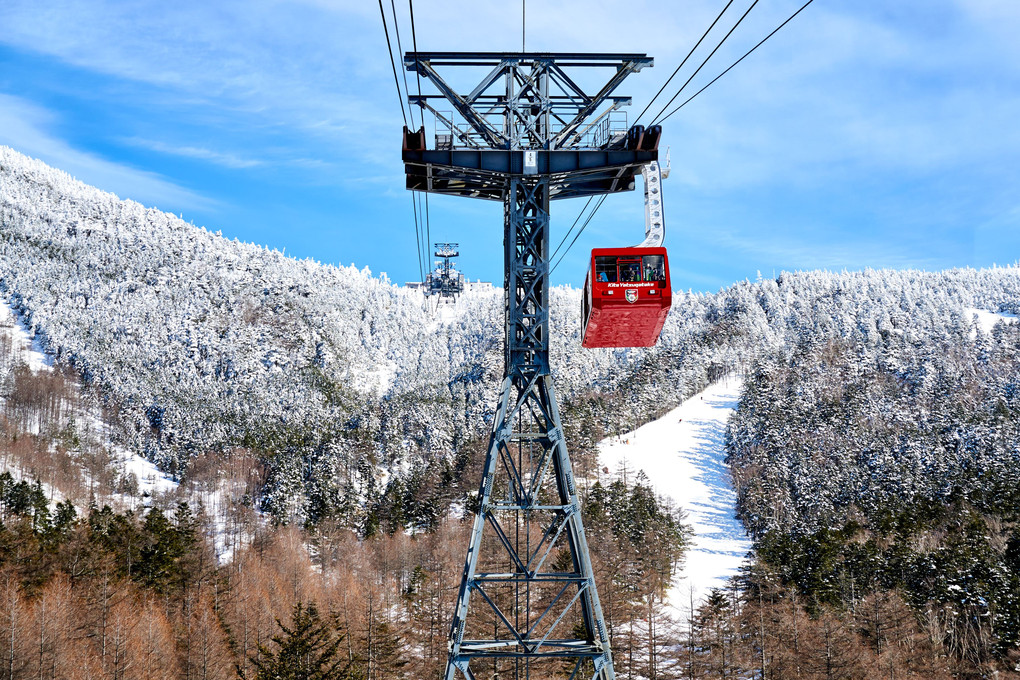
[619,259,642,282]
[594,256,617,282]
[642,255,665,282]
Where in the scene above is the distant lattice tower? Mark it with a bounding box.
[424,242,466,301]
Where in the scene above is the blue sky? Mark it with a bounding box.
[1,0,1018,292]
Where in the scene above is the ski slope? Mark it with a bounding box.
[598,377,751,617]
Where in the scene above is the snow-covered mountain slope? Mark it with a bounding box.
[0,299,52,373]
[0,147,663,469]
[0,298,175,502]
[0,299,255,563]
[599,377,751,613]
[4,143,1020,526]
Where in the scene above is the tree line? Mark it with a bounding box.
[0,466,695,680]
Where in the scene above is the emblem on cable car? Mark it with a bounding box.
[625,289,638,303]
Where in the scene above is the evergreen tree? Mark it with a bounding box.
[249,601,355,680]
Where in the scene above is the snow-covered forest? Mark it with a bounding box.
[0,145,741,526]
[3,145,1020,677]
[4,145,1017,527]
[728,312,1020,669]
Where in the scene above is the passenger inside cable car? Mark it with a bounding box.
[581,248,671,348]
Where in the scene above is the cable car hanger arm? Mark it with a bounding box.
[636,158,666,248]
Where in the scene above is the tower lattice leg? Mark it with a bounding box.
[445,177,615,680]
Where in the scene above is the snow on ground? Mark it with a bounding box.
[111,444,179,499]
[351,359,398,395]
[0,302,53,372]
[967,307,1018,339]
[0,460,66,505]
[0,301,63,502]
[598,377,751,619]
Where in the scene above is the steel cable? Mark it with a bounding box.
[649,0,762,126]
[377,0,408,128]
[408,0,425,129]
[656,0,817,124]
[408,0,431,281]
[550,196,595,264]
[389,0,415,123]
[411,192,425,282]
[549,194,608,275]
[634,0,737,127]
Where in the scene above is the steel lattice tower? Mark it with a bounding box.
[401,52,660,680]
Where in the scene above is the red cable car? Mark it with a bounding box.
[581,247,671,348]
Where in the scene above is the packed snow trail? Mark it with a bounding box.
[598,377,751,616]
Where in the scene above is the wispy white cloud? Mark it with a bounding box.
[0,0,387,141]
[704,226,945,273]
[3,0,1014,187]
[657,1,1020,193]
[122,137,264,168]
[0,93,214,211]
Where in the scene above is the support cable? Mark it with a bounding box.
[377,0,408,128]
[549,194,608,275]
[657,0,816,124]
[633,0,736,127]
[553,0,763,268]
[408,0,425,129]
[549,196,594,264]
[424,191,431,271]
[407,0,431,279]
[552,0,815,282]
[380,0,426,282]
[417,191,429,277]
[411,192,424,282]
[649,0,761,126]
[389,0,415,122]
